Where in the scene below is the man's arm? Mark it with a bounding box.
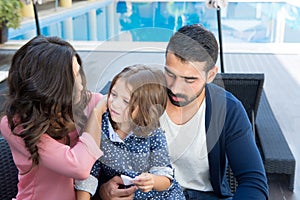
[226,101,268,199]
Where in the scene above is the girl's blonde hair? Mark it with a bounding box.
[108,64,167,137]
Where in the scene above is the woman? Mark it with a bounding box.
[0,36,103,200]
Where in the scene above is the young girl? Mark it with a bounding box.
[0,36,103,200]
[76,65,185,199]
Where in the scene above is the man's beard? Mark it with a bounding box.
[167,87,204,107]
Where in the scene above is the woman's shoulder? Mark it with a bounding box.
[0,115,8,124]
[0,115,9,137]
[0,116,16,139]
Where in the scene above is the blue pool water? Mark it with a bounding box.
[8,1,300,43]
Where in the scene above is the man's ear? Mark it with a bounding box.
[207,66,219,83]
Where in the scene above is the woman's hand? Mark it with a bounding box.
[93,95,108,121]
[84,95,107,147]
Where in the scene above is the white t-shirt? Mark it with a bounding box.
[159,100,213,191]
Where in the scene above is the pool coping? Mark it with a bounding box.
[1,40,300,55]
[9,0,300,43]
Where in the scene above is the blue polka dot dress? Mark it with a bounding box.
[98,112,185,199]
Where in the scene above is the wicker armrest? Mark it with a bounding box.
[213,73,264,193]
[256,91,295,191]
[0,137,19,199]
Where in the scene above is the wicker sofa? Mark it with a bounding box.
[213,73,295,192]
[0,137,18,200]
[256,90,295,191]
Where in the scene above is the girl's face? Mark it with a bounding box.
[108,78,131,125]
[72,56,83,104]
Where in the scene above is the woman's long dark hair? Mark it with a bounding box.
[4,36,91,168]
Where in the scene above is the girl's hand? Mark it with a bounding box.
[132,173,154,193]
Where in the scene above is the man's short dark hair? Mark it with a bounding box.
[166,24,219,71]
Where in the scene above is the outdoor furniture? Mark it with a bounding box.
[0,136,18,200]
[0,79,8,112]
[213,73,295,192]
[212,73,265,193]
[213,73,264,136]
[256,91,295,191]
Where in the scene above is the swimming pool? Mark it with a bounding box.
[8,0,300,43]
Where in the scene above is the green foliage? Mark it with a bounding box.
[0,0,22,29]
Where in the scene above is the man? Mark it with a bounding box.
[97,24,268,200]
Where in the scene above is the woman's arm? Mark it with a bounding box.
[84,93,107,147]
[38,133,102,179]
[74,95,108,197]
[38,94,107,179]
[85,94,107,146]
[1,115,102,177]
[226,101,268,199]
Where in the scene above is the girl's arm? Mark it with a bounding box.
[75,159,101,199]
[133,128,173,192]
[76,190,91,200]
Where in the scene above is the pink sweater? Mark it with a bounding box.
[1,93,103,200]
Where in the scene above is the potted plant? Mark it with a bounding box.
[0,0,22,43]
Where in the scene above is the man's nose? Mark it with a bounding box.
[169,78,184,94]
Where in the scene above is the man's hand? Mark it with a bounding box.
[99,176,137,200]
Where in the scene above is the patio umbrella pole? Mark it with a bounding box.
[33,1,41,35]
[217,7,224,73]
